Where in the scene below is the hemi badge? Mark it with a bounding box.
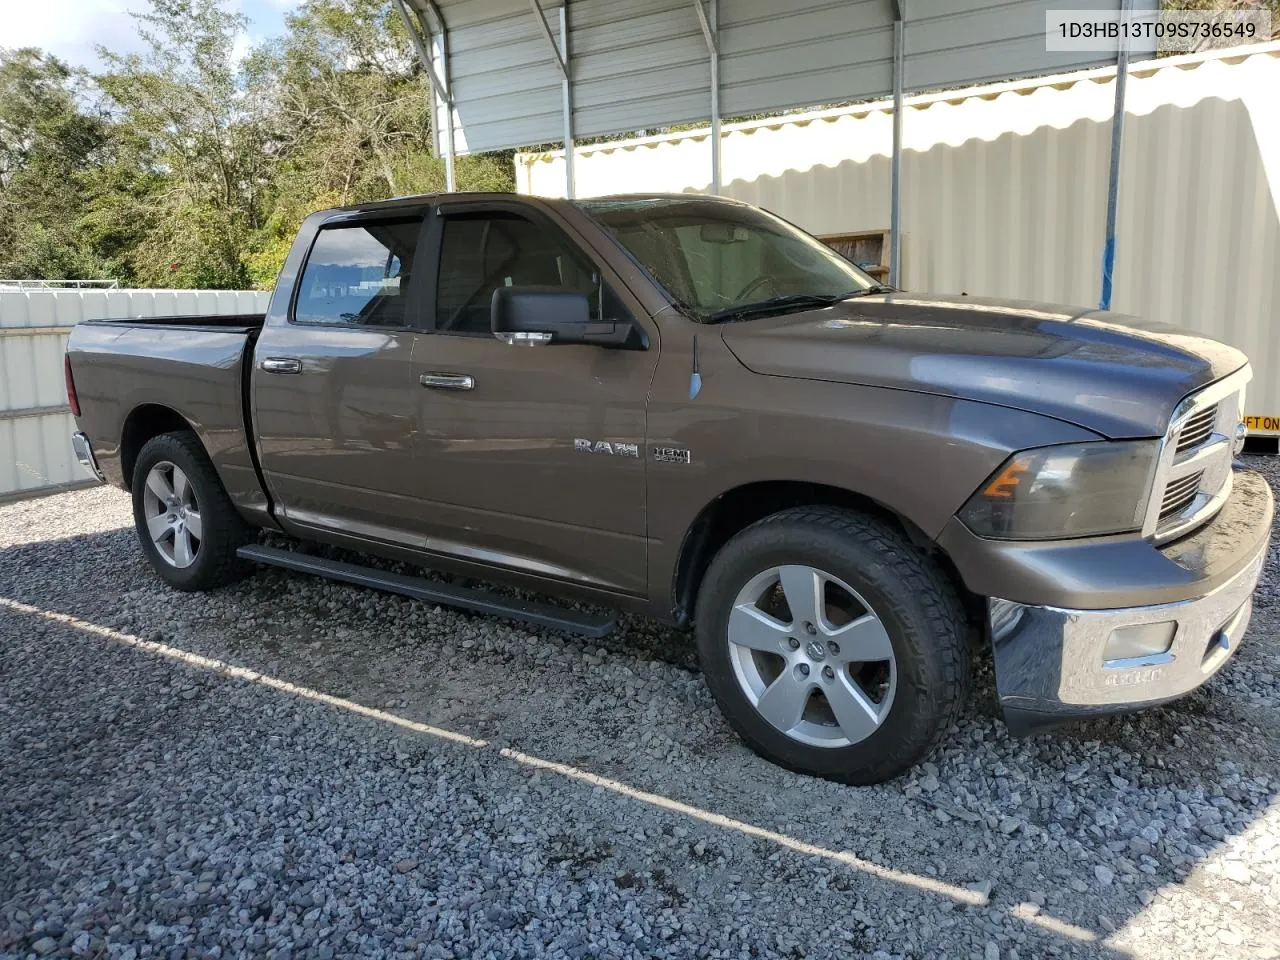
[653,446,691,465]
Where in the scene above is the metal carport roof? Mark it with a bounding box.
[392,0,1157,293]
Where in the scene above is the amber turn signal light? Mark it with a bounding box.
[982,460,1027,499]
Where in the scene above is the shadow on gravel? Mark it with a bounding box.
[3,524,1278,957]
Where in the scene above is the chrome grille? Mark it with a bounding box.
[1174,407,1216,454]
[1159,470,1203,521]
[1143,366,1249,544]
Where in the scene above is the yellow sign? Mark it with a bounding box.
[1245,415,1280,434]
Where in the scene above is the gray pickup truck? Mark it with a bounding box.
[65,192,1273,784]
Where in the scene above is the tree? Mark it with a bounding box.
[0,49,115,280]
[1,0,516,288]
[96,0,269,287]
[243,0,511,285]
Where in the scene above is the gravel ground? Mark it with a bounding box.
[2,458,1280,960]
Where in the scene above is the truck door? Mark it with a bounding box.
[412,201,659,597]
[251,210,434,541]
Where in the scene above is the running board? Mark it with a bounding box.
[236,544,616,638]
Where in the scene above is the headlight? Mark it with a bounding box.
[959,440,1158,540]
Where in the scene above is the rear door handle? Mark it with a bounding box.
[420,372,474,391]
[260,357,302,374]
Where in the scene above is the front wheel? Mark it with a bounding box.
[131,431,253,591]
[695,507,970,785]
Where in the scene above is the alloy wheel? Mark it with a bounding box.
[727,564,897,748]
[141,460,203,569]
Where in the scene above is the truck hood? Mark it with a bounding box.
[719,294,1248,438]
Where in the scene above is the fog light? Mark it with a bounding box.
[1104,621,1176,663]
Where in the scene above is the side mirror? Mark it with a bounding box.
[491,286,647,349]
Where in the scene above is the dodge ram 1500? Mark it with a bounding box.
[65,192,1273,784]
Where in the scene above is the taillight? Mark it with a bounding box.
[64,354,81,417]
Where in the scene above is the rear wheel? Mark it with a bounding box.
[695,507,969,785]
[131,432,253,591]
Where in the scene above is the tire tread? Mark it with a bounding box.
[695,506,971,784]
[131,431,253,591]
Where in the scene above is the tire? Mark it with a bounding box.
[694,506,969,785]
[131,431,254,591]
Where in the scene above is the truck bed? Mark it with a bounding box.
[66,314,270,522]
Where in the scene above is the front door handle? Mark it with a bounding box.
[420,372,474,391]
[260,357,302,374]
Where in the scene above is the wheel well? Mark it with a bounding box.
[120,405,194,488]
[672,481,982,629]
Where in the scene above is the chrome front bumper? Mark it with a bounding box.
[990,469,1272,733]
[71,431,105,483]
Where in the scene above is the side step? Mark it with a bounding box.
[236,544,616,638]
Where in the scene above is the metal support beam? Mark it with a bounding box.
[889,7,905,287]
[1099,0,1132,311]
[693,0,720,194]
[419,0,455,192]
[395,0,455,190]
[424,45,440,162]
[529,1,573,197]
[560,4,574,198]
[421,0,457,192]
[396,1,452,109]
[529,0,568,76]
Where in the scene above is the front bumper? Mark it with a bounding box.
[984,468,1273,732]
[71,431,106,483]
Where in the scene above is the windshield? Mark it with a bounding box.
[578,197,880,321]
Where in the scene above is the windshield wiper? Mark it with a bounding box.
[707,293,847,323]
[846,283,895,296]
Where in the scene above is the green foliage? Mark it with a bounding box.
[0,49,117,280]
[0,0,515,288]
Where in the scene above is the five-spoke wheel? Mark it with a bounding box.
[695,507,969,785]
[141,461,203,568]
[728,564,897,748]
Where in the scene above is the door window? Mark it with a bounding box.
[436,213,601,334]
[294,218,422,327]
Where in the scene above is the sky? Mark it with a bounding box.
[0,0,299,70]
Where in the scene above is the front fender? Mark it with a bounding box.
[641,323,1103,616]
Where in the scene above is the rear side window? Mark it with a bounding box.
[436,213,600,334]
[293,219,422,327]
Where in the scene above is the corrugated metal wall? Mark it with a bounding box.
[517,43,1280,428]
[0,289,270,502]
[431,0,1154,154]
